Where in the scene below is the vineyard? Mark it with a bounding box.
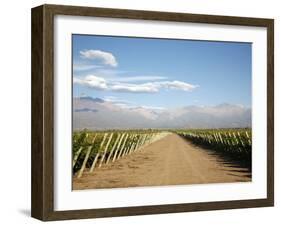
[73,130,169,178]
[73,128,252,179]
[177,128,252,165]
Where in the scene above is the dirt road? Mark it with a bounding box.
[73,133,251,190]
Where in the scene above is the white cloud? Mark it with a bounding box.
[74,75,198,93]
[103,96,118,102]
[74,75,108,90]
[80,50,118,67]
[102,96,165,112]
[103,96,134,107]
[112,103,132,109]
[110,82,159,93]
[110,81,197,93]
[139,105,166,111]
[158,81,198,91]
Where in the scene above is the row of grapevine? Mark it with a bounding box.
[177,129,251,160]
[73,131,169,178]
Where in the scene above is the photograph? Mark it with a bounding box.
[30,4,274,221]
[72,34,252,190]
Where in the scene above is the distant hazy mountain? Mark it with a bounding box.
[73,96,251,130]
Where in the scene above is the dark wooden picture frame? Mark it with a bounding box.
[31,4,274,221]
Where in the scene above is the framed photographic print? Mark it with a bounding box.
[31,4,274,221]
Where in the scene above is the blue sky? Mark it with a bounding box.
[72,34,252,109]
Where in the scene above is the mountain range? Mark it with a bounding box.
[73,96,251,130]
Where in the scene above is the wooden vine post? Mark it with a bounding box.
[89,133,108,172]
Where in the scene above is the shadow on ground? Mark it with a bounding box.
[18,209,30,217]
[191,143,252,179]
